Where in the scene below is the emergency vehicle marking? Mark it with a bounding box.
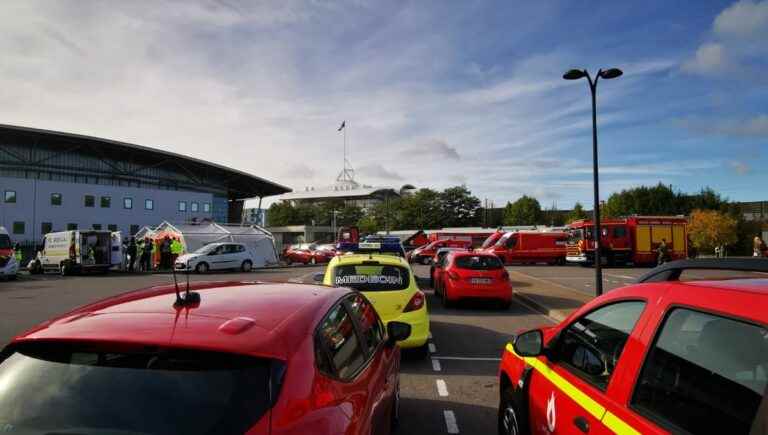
[334,275,404,286]
[546,392,556,432]
[504,343,640,435]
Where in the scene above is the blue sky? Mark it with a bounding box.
[0,0,765,209]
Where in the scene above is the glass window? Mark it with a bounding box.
[632,309,767,434]
[41,222,52,235]
[332,264,410,291]
[51,193,62,206]
[613,226,627,238]
[100,196,111,208]
[178,201,187,212]
[4,190,17,203]
[84,195,95,207]
[130,225,139,235]
[454,255,503,270]
[67,223,77,231]
[347,294,384,353]
[506,235,518,248]
[145,199,154,210]
[191,202,199,212]
[203,202,211,213]
[0,345,274,435]
[12,221,25,234]
[92,224,102,230]
[316,304,366,379]
[108,225,118,232]
[123,198,133,209]
[555,301,646,390]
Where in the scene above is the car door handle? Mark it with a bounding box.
[573,416,589,433]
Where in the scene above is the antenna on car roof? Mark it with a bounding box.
[172,257,200,308]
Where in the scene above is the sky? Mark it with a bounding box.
[0,0,766,209]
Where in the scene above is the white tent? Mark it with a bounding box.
[151,221,279,268]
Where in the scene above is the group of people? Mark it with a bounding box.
[123,236,183,272]
[755,235,768,258]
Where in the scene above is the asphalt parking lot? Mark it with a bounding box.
[1,263,665,434]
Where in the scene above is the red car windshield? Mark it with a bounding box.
[0,344,277,435]
[454,255,504,270]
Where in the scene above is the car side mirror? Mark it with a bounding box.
[513,329,544,357]
[386,321,412,347]
[312,272,325,283]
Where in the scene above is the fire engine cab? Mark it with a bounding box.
[566,216,688,266]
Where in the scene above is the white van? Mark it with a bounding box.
[29,230,114,275]
[0,227,19,280]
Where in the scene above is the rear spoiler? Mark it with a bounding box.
[636,258,768,283]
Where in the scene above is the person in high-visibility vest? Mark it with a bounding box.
[13,243,22,265]
[170,238,183,265]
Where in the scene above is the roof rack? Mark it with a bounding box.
[636,258,768,283]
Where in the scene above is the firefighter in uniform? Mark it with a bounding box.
[657,238,669,266]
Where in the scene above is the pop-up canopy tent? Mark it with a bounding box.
[144,221,279,268]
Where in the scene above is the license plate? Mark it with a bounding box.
[470,278,492,284]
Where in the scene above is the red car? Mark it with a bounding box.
[434,251,512,308]
[0,281,411,435]
[499,259,768,435]
[283,243,335,265]
[429,247,471,288]
[408,239,472,265]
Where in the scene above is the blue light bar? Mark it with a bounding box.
[336,239,405,256]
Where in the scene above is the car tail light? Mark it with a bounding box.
[404,291,425,312]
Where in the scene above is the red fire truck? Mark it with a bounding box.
[566,216,688,266]
[426,229,497,248]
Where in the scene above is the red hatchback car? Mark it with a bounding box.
[434,251,512,308]
[283,243,335,265]
[499,259,768,435]
[0,281,411,435]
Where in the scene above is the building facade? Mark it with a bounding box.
[0,124,290,243]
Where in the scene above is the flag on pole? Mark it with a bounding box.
[337,121,346,131]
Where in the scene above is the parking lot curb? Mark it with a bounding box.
[514,291,571,323]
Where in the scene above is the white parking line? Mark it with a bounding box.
[428,343,437,354]
[431,358,442,372]
[436,379,449,397]
[444,410,459,434]
[432,356,501,362]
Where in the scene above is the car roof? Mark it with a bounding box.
[10,281,350,361]
[681,278,768,295]
[333,253,408,267]
[450,250,497,257]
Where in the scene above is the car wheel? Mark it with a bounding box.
[241,260,253,272]
[195,262,209,274]
[60,261,69,276]
[498,386,523,435]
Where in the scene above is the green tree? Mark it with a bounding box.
[542,203,565,226]
[357,213,379,235]
[397,188,443,229]
[565,202,589,224]
[503,195,542,225]
[438,185,481,227]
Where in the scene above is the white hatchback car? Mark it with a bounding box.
[175,242,257,273]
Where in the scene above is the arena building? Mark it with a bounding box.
[0,124,290,243]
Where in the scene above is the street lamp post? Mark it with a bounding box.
[563,67,622,296]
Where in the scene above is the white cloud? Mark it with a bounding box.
[681,43,727,74]
[400,139,460,161]
[357,163,404,181]
[729,160,751,175]
[714,0,768,37]
[684,1,768,76]
[677,114,768,137]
